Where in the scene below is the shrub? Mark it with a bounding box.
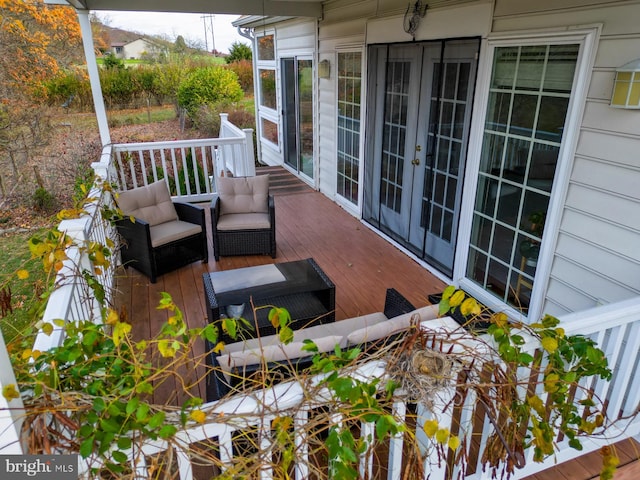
[227,59,254,94]
[177,153,208,195]
[100,67,137,108]
[102,53,125,70]
[41,70,92,110]
[72,163,96,205]
[152,63,191,112]
[146,161,207,197]
[227,108,255,130]
[190,103,225,135]
[146,167,176,195]
[177,67,243,118]
[32,187,56,212]
[225,42,252,64]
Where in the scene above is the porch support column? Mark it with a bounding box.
[76,10,111,146]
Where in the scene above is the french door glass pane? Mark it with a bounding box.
[423,61,472,244]
[337,52,362,205]
[380,60,410,212]
[467,43,579,311]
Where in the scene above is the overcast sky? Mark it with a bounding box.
[94,11,248,54]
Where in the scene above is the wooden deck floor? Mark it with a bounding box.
[522,437,640,480]
[115,167,445,403]
[114,167,638,479]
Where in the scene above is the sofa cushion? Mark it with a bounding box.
[118,180,178,227]
[149,220,202,248]
[217,212,271,231]
[346,304,439,345]
[222,312,388,355]
[218,334,343,377]
[218,175,269,215]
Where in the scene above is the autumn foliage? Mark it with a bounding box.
[0,0,81,100]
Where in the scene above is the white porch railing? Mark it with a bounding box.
[0,121,638,477]
[76,298,640,479]
[112,113,255,202]
[0,151,120,454]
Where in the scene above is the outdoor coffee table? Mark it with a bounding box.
[203,258,335,343]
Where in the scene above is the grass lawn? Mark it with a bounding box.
[0,230,48,344]
[57,105,177,130]
[108,105,177,127]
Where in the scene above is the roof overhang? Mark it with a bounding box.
[46,0,322,18]
[232,15,295,28]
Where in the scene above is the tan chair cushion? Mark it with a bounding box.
[218,175,269,215]
[217,212,271,231]
[346,305,439,345]
[118,180,178,227]
[149,220,202,248]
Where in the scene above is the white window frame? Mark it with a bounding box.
[454,26,601,322]
[335,47,366,214]
[255,31,280,151]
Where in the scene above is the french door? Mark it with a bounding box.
[364,39,479,275]
[282,57,314,180]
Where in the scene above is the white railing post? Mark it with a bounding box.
[0,330,25,454]
[59,217,103,326]
[243,128,256,177]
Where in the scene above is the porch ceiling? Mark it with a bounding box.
[49,0,322,18]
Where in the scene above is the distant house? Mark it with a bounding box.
[110,37,167,60]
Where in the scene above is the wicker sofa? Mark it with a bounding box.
[206,289,445,401]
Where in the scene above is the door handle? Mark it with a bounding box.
[411,158,420,166]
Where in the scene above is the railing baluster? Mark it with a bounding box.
[294,409,309,480]
[128,152,137,189]
[606,322,640,419]
[170,147,180,196]
[176,445,193,480]
[259,417,273,480]
[137,149,147,187]
[189,146,200,195]
[359,420,375,479]
[218,427,234,468]
[180,147,190,196]
[387,400,406,480]
[149,148,159,184]
[116,150,127,190]
[160,148,169,190]
[199,146,209,194]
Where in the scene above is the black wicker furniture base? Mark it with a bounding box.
[203,258,335,344]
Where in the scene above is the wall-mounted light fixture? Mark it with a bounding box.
[318,59,331,79]
[403,0,428,39]
[611,58,640,109]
